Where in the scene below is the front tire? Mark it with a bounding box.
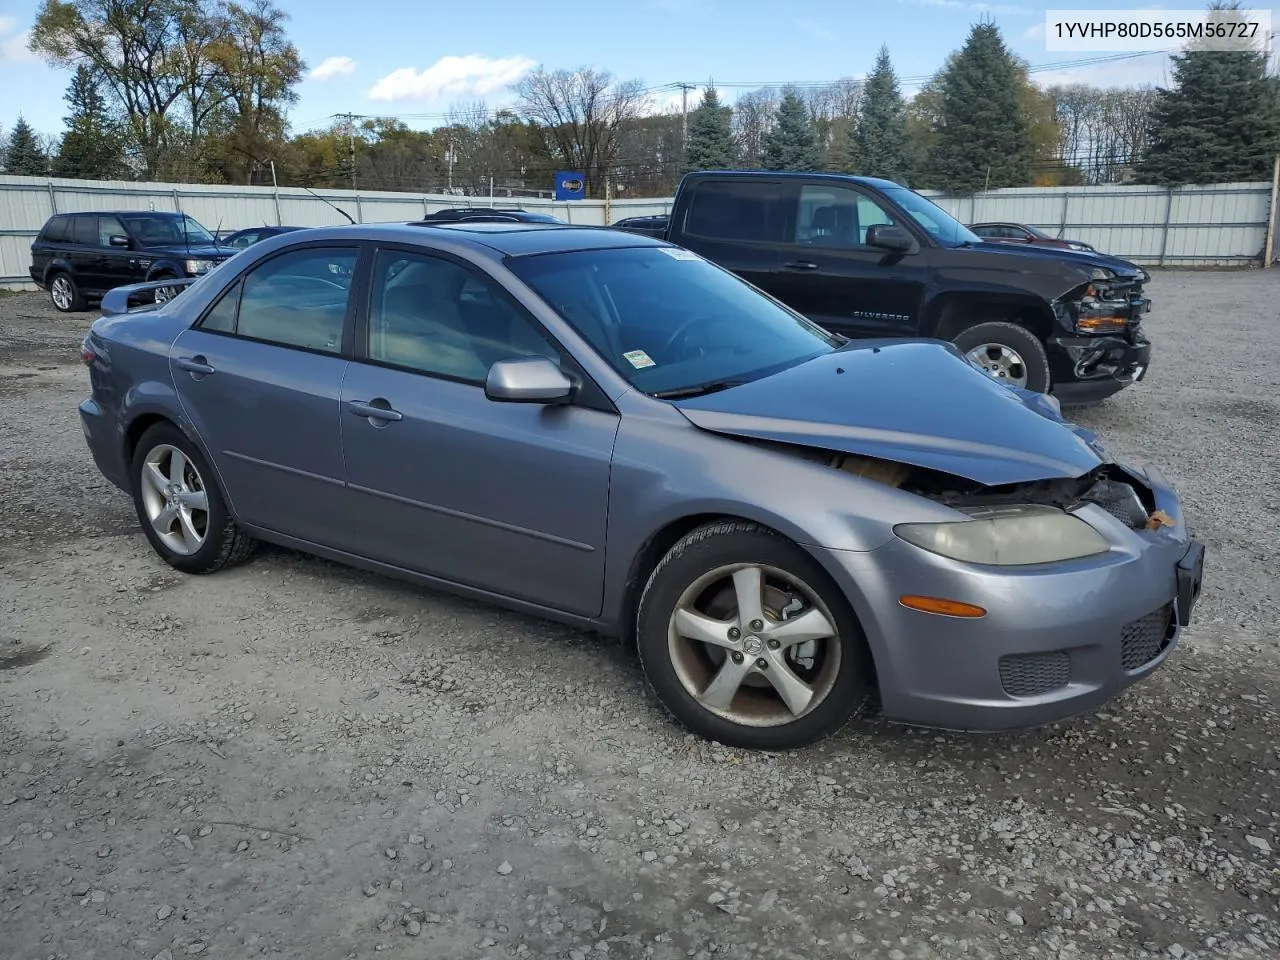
[953,321,1051,393]
[129,422,255,574]
[636,521,873,750]
[152,277,181,305]
[49,272,86,313]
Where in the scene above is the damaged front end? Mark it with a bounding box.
[828,449,1168,533]
[1049,272,1153,404]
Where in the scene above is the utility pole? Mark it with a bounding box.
[676,82,696,164]
[337,112,356,191]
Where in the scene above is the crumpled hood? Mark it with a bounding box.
[674,341,1110,486]
[969,240,1147,280]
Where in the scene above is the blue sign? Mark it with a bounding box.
[554,170,586,201]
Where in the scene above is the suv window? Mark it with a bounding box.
[98,215,127,246]
[368,249,557,382]
[71,215,97,246]
[198,246,357,353]
[41,215,71,243]
[683,180,782,243]
[792,184,898,248]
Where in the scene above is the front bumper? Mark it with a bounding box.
[824,465,1204,731]
[1049,330,1151,405]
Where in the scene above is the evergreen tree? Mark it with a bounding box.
[761,90,821,171]
[927,21,1030,192]
[55,66,126,180]
[850,46,909,181]
[1136,2,1280,185]
[5,117,46,176]
[684,86,737,171]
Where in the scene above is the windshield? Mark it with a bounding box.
[882,187,980,247]
[122,214,216,247]
[507,246,839,396]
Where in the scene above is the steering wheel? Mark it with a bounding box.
[661,314,730,355]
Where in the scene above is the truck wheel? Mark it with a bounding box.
[952,321,1051,393]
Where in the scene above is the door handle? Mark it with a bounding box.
[783,260,818,271]
[347,399,403,423]
[176,355,215,376]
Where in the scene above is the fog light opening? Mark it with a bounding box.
[899,595,987,618]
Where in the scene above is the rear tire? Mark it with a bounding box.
[49,272,86,313]
[953,321,1051,393]
[636,521,873,750]
[129,422,256,574]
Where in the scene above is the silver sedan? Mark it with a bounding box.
[78,222,1206,749]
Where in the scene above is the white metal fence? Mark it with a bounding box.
[1,174,1274,288]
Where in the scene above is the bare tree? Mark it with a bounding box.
[1048,85,1157,183]
[733,88,778,168]
[516,67,648,197]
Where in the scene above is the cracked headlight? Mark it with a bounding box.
[1089,267,1116,281]
[185,259,212,275]
[894,504,1110,565]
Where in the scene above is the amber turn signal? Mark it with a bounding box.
[898,595,987,618]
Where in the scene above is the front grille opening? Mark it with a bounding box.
[999,650,1072,698]
[1120,603,1175,672]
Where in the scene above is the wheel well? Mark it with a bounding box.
[618,513,750,649]
[927,294,1055,343]
[124,414,172,464]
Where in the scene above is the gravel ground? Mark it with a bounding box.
[1,273,1278,960]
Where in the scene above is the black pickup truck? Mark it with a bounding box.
[632,171,1152,404]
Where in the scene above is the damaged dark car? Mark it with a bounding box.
[654,171,1152,404]
[78,222,1202,751]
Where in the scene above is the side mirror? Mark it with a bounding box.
[108,235,132,248]
[485,357,574,404]
[866,224,919,255]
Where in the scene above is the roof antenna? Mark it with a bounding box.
[303,185,355,224]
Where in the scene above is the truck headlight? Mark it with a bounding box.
[185,259,211,275]
[894,505,1110,565]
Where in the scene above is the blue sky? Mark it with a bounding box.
[2,0,1277,138]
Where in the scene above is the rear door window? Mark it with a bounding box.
[71,216,98,246]
[682,180,783,243]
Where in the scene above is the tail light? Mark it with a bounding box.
[80,337,97,366]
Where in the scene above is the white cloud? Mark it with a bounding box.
[309,55,357,82]
[1020,21,1046,42]
[1033,54,1172,89]
[0,17,36,63]
[795,18,838,42]
[368,54,536,103]
[899,0,1032,14]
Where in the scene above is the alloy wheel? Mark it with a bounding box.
[139,443,209,556]
[51,276,73,311]
[965,342,1028,388]
[666,563,843,727]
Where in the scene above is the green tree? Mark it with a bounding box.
[761,89,821,171]
[849,46,908,181]
[1136,2,1280,185]
[55,65,126,179]
[684,86,736,171]
[926,21,1031,192]
[5,117,47,175]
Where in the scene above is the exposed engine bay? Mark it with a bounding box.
[768,439,1167,532]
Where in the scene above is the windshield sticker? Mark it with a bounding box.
[657,247,701,261]
[623,349,656,369]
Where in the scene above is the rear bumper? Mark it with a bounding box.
[822,466,1202,732]
[1049,331,1151,405]
[79,398,129,492]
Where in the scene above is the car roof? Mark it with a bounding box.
[54,210,188,218]
[681,169,907,190]
[266,221,668,258]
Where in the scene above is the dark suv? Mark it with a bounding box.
[29,211,233,312]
